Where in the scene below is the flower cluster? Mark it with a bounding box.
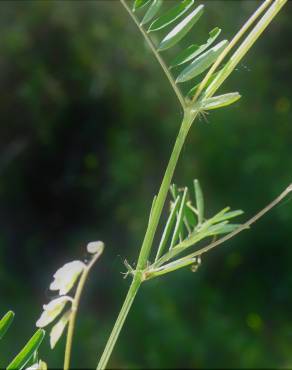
[35,241,104,349]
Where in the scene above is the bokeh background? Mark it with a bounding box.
[0,0,291,368]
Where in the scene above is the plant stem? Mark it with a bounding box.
[97,276,141,370]
[136,110,195,271]
[120,0,186,110]
[192,0,272,102]
[97,109,197,370]
[203,0,287,99]
[96,0,288,368]
[64,250,102,370]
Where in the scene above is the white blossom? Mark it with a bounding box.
[36,296,71,328]
[87,241,104,255]
[50,310,71,349]
[50,260,85,295]
[25,360,47,370]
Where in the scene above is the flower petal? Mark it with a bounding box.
[50,261,85,295]
[50,310,71,349]
[25,360,47,370]
[87,241,104,255]
[36,296,71,328]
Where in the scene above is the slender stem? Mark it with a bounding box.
[136,110,195,271]
[97,110,197,370]
[192,0,272,102]
[64,251,102,370]
[180,184,292,261]
[97,276,141,370]
[203,0,287,99]
[120,0,186,110]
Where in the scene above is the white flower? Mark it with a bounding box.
[50,310,71,349]
[25,360,47,370]
[87,241,104,255]
[25,364,39,370]
[50,260,85,295]
[36,296,71,328]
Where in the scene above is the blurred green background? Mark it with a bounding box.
[0,0,291,368]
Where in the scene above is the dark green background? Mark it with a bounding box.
[0,0,291,368]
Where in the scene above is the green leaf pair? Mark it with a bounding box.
[7,329,45,370]
[1,310,45,370]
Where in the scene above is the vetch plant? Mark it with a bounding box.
[1,1,290,369]
[96,1,290,369]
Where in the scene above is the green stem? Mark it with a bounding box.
[97,110,197,370]
[203,0,287,99]
[64,250,102,370]
[192,0,272,102]
[97,276,141,370]
[136,110,195,271]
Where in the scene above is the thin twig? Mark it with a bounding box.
[180,184,292,261]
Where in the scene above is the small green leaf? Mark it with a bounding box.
[194,179,204,225]
[170,183,178,200]
[0,311,14,340]
[185,202,197,228]
[141,0,163,26]
[200,92,241,111]
[201,207,230,230]
[170,188,188,249]
[133,0,151,11]
[158,4,204,51]
[155,196,181,261]
[146,256,197,280]
[176,39,228,83]
[216,209,244,222]
[7,329,45,370]
[207,222,240,236]
[148,0,194,32]
[171,27,221,67]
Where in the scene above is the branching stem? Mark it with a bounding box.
[97,108,197,370]
[95,1,288,369]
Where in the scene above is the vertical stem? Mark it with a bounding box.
[96,110,196,370]
[136,110,195,270]
[97,276,142,370]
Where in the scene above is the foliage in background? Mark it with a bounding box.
[0,0,291,368]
